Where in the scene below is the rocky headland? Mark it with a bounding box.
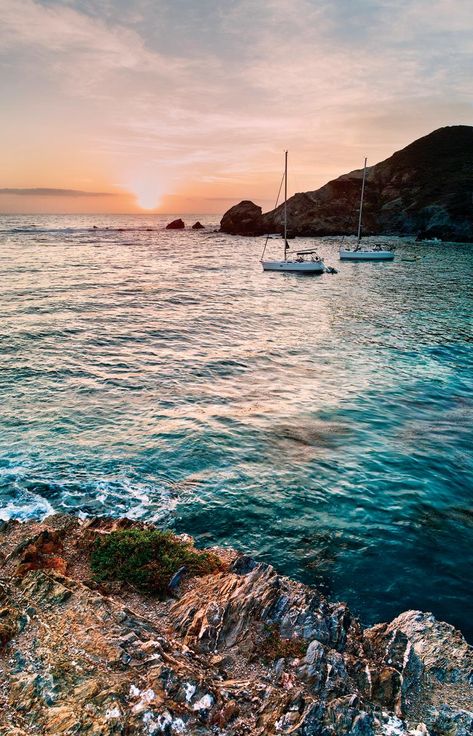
[0,515,471,735]
[220,126,473,242]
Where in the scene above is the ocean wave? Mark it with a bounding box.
[0,463,199,524]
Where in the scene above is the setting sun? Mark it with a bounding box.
[135,191,160,210]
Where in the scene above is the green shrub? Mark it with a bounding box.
[90,528,222,596]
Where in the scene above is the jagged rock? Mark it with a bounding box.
[165,218,185,229]
[428,705,473,736]
[0,516,471,735]
[191,221,205,229]
[0,592,20,648]
[219,200,266,235]
[171,559,355,654]
[220,126,473,242]
[363,611,473,734]
[12,528,67,578]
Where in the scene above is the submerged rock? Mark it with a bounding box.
[165,218,185,229]
[191,221,205,229]
[0,515,471,735]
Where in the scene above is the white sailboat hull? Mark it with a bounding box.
[262,260,325,273]
[261,153,328,275]
[339,249,394,261]
[339,157,394,263]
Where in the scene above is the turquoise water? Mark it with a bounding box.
[1,214,472,638]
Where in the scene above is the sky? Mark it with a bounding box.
[1,0,472,214]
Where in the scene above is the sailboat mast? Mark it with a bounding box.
[284,150,288,260]
[356,156,367,250]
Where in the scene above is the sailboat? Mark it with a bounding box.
[339,157,394,261]
[261,152,325,273]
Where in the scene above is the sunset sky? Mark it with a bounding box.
[1,0,472,214]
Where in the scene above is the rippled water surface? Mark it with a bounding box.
[1,214,472,637]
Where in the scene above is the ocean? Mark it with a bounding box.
[1,213,472,638]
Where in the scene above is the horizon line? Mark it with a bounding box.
[0,211,227,216]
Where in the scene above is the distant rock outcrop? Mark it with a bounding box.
[192,221,205,229]
[166,218,185,229]
[219,200,267,235]
[220,126,473,242]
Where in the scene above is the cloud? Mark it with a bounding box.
[0,188,118,197]
[0,0,472,206]
[0,0,191,93]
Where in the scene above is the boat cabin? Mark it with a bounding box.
[291,249,322,263]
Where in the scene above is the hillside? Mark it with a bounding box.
[220,126,473,242]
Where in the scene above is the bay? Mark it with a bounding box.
[1,213,472,638]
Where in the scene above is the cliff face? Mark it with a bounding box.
[220,126,473,242]
[0,515,472,735]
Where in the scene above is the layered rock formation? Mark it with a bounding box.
[220,126,473,242]
[0,515,471,735]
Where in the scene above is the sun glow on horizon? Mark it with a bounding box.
[129,177,164,211]
[136,192,160,210]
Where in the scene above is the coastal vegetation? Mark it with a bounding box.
[91,527,222,595]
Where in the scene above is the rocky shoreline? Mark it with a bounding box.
[219,126,473,243]
[0,515,471,735]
